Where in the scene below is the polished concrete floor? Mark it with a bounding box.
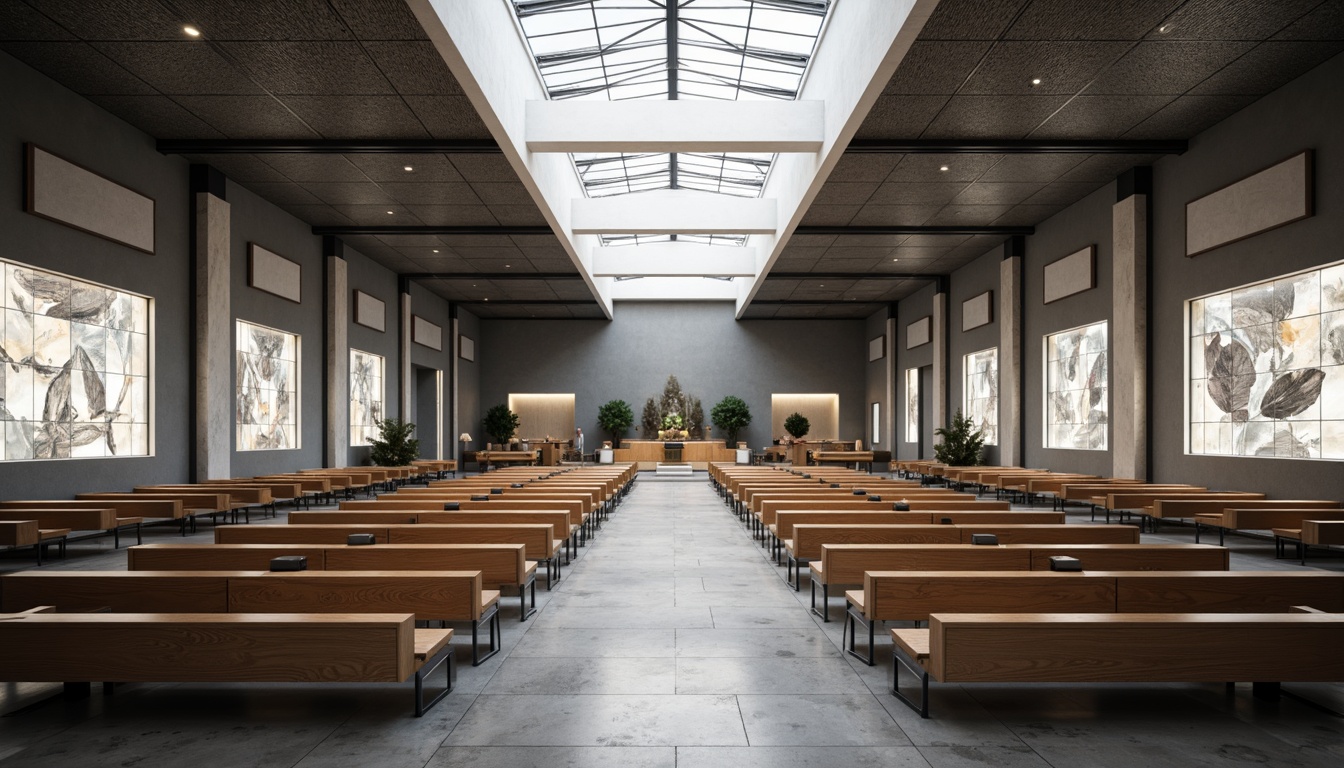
[1,475,1343,767]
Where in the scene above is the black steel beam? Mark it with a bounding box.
[312,225,553,236]
[408,272,584,281]
[454,299,597,305]
[845,139,1186,155]
[159,139,502,154]
[796,225,1032,236]
[766,272,930,280]
[751,300,886,305]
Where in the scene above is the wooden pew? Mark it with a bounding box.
[77,493,223,533]
[127,543,538,620]
[889,612,1344,718]
[1147,498,1340,532]
[0,611,455,716]
[1,570,501,666]
[1193,507,1344,545]
[842,570,1344,664]
[0,508,142,548]
[0,521,70,565]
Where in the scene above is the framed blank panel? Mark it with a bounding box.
[248,244,302,303]
[868,336,885,362]
[907,316,931,349]
[26,144,155,254]
[412,316,442,351]
[962,290,993,330]
[459,335,475,362]
[353,290,386,332]
[1043,246,1095,304]
[1186,150,1313,257]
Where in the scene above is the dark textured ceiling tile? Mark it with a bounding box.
[93,41,263,95]
[977,154,1086,182]
[848,205,940,226]
[27,0,186,40]
[1273,1,1344,40]
[379,182,481,205]
[186,154,289,182]
[888,154,1003,182]
[406,205,501,227]
[902,233,972,247]
[821,246,896,261]
[305,182,395,206]
[1190,41,1344,95]
[779,245,828,260]
[917,0,1027,40]
[922,95,1072,138]
[448,154,523,183]
[172,0,354,41]
[868,182,970,206]
[949,182,1045,205]
[280,94,430,139]
[1055,154,1159,182]
[240,182,322,206]
[884,41,993,94]
[0,2,76,39]
[799,205,860,225]
[1020,181,1108,206]
[1085,41,1256,94]
[1,42,154,94]
[221,42,393,94]
[404,94,494,139]
[376,234,449,248]
[739,306,778,319]
[770,305,823,318]
[511,234,563,248]
[924,205,1014,225]
[1029,94,1177,138]
[788,234,839,247]
[813,182,880,205]
[829,234,908,247]
[992,203,1068,226]
[526,258,578,273]
[346,154,464,183]
[1005,0,1180,40]
[549,282,598,301]
[891,245,954,260]
[826,153,903,182]
[1122,93,1260,138]
[439,234,516,247]
[331,205,422,226]
[411,255,473,272]
[275,204,352,227]
[470,183,535,206]
[329,0,428,41]
[489,205,550,226]
[363,40,463,95]
[772,257,820,272]
[753,281,798,301]
[261,154,368,182]
[519,246,569,261]
[853,94,948,138]
[960,42,1133,95]
[1153,0,1322,41]
[174,94,319,138]
[85,94,224,137]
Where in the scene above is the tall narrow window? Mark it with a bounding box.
[964,348,998,446]
[236,320,299,450]
[1044,321,1108,450]
[350,349,384,447]
[904,368,920,443]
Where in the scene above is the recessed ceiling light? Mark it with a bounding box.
[819,284,825,288]
[432,249,439,253]
[386,210,394,215]
[1157,22,1175,34]
[183,25,201,37]
[939,165,949,172]
[893,258,900,262]
[504,264,511,268]
[1030,77,1042,86]
[483,298,489,301]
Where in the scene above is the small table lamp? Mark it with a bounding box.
[459,433,472,456]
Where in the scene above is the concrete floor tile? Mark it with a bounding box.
[443,694,748,746]
[485,657,676,694]
[737,693,912,746]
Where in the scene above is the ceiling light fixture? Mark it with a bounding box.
[183,25,201,37]
[386,210,394,215]
[1030,78,1042,86]
[403,165,414,172]
[432,249,439,253]
[504,264,511,268]
[939,165,949,172]
[1157,22,1175,34]
[893,258,900,262]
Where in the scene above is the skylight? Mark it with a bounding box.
[511,0,831,245]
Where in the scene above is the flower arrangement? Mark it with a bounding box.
[661,413,685,431]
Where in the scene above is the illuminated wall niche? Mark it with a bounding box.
[1044,321,1108,450]
[964,348,998,446]
[350,349,384,447]
[236,319,299,451]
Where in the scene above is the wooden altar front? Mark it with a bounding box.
[613,440,736,470]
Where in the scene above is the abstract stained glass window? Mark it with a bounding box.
[964,348,998,446]
[350,349,384,447]
[1189,262,1344,460]
[236,320,298,451]
[904,367,919,443]
[1045,321,1108,450]
[1,259,150,460]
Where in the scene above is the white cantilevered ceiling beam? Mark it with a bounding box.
[407,0,613,318]
[572,192,777,235]
[526,100,824,153]
[591,244,757,277]
[736,0,941,317]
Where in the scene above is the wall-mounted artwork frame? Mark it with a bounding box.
[25,144,156,254]
[1043,246,1095,305]
[907,316,931,349]
[459,335,475,362]
[871,402,881,445]
[1044,321,1108,451]
[868,335,885,362]
[1186,150,1313,258]
[904,368,920,443]
[350,349,385,447]
[247,244,302,304]
[412,316,442,351]
[964,347,999,446]
[353,290,386,332]
[236,319,300,451]
[962,290,993,331]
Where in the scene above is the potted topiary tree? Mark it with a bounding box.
[640,398,660,437]
[711,395,751,448]
[783,412,810,441]
[933,409,986,466]
[369,418,420,467]
[483,403,520,449]
[597,399,634,448]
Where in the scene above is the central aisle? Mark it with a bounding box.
[439,474,923,767]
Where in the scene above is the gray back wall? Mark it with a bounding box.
[477,301,866,449]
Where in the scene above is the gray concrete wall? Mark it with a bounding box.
[345,248,401,465]
[894,283,936,459]
[0,51,191,499]
[863,308,890,451]
[948,246,1004,466]
[477,301,866,450]
[408,281,454,459]
[456,307,481,453]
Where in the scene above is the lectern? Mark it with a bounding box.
[664,442,684,462]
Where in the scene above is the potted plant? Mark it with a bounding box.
[710,395,751,448]
[597,399,634,448]
[369,418,420,467]
[783,412,810,441]
[483,403,520,448]
[934,409,986,466]
[661,412,685,440]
